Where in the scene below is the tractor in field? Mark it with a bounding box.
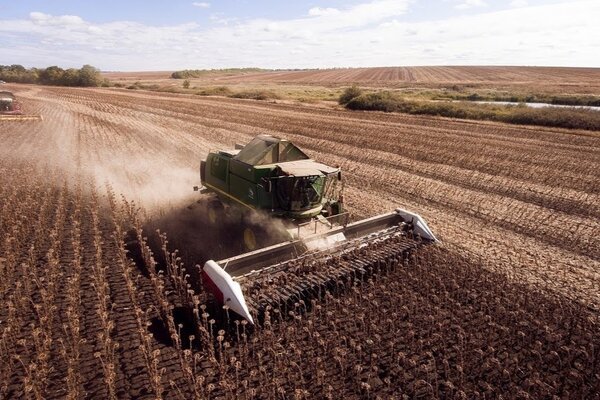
[195,135,437,323]
[0,91,42,121]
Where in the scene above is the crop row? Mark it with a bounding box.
[0,85,598,398]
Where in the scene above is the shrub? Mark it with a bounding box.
[157,86,185,94]
[338,85,363,105]
[127,82,141,90]
[183,80,190,89]
[344,90,600,130]
[229,89,280,101]
[502,106,600,130]
[346,91,407,112]
[195,86,232,96]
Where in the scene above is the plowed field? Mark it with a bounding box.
[104,66,600,94]
[199,66,600,87]
[1,84,599,399]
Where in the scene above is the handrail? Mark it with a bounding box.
[297,212,350,239]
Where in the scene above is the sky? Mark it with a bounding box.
[0,0,598,71]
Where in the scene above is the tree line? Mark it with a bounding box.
[0,64,105,87]
[338,85,600,131]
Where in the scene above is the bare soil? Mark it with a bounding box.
[103,66,600,95]
[0,83,598,399]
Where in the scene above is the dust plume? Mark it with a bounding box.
[86,156,201,211]
[144,201,293,269]
[2,86,213,213]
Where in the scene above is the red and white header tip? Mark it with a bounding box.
[396,209,438,242]
[202,260,254,325]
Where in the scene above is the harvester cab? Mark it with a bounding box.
[0,91,42,121]
[195,135,437,324]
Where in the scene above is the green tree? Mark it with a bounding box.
[78,64,102,87]
[62,68,80,86]
[9,64,26,73]
[0,63,103,87]
[183,79,191,89]
[40,66,66,85]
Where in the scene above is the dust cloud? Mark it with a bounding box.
[88,157,201,211]
[144,201,294,268]
[0,92,215,268]
[0,89,293,270]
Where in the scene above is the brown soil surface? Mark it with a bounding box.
[103,66,600,95]
[1,84,598,399]
[195,66,600,87]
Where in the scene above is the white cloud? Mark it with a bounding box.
[509,0,529,7]
[308,7,340,17]
[30,12,84,26]
[0,0,598,70]
[192,2,210,8]
[455,0,487,10]
[209,13,237,25]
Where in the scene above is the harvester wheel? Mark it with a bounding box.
[243,227,258,251]
[207,201,224,225]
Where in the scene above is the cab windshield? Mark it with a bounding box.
[276,175,324,211]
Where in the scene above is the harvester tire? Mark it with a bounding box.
[243,227,258,251]
[241,224,272,252]
[207,201,224,226]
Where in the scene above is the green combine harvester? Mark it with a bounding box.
[195,135,437,323]
[196,134,346,251]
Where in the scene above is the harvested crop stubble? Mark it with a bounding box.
[0,84,599,398]
[156,66,600,89]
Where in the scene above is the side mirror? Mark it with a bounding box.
[337,171,342,181]
[263,179,272,193]
[193,186,199,192]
